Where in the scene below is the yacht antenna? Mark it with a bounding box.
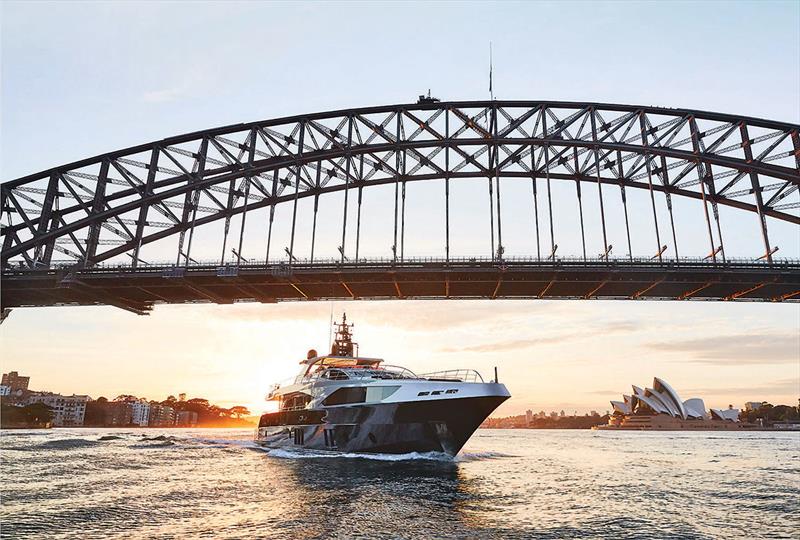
[327,304,334,351]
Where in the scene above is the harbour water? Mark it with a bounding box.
[1,428,798,539]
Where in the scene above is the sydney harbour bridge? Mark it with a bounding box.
[1,100,799,316]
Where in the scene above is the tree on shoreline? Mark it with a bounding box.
[1,402,55,426]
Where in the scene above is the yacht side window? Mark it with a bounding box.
[323,369,349,381]
[323,387,367,406]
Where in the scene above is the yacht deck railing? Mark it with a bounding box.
[303,366,417,383]
[268,366,486,399]
[418,369,484,383]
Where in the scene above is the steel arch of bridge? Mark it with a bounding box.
[1,100,800,314]
[2,100,799,271]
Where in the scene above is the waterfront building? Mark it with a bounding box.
[105,401,133,426]
[710,407,741,422]
[744,401,764,412]
[25,393,89,426]
[0,385,9,396]
[131,400,150,427]
[2,371,30,392]
[148,404,176,427]
[176,410,198,427]
[525,410,533,425]
[599,377,745,430]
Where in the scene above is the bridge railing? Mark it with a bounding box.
[23,254,800,273]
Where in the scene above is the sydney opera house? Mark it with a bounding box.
[596,377,744,430]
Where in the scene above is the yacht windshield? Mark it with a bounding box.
[310,366,417,381]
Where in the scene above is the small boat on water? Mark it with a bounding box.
[256,314,510,455]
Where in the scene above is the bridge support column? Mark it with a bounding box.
[639,113,663,262]
[445,108,451,264]
[740,123,773,264]
[690,117,719,263]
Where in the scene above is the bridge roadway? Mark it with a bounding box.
[2,258,798,315]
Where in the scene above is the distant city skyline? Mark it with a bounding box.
[1,1,798,416]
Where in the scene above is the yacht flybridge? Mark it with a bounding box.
[256,314,510,455]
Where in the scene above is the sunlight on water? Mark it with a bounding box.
[1,428,798,539]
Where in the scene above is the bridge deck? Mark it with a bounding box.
[2,259,798,315]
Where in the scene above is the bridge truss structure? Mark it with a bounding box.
[1,100,799,314]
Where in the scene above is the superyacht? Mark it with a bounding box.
[256,314,510,455]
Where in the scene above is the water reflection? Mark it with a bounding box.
[259,454,494,538]
[1,429,798,539]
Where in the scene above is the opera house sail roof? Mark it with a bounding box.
[608,377,741,423]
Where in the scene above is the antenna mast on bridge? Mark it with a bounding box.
[489,42,494,101]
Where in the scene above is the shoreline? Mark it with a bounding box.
[481,426,800,432]
[1,424,257,430]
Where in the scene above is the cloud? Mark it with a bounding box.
[683,378,800,397]
[438,319,640,353]
[209,299,571,333]
[646,332,800,365]
[602,320,640,333]
[440,333,582,353]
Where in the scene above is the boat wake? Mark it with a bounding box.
[262,447,455,462]
[259,447,513,462]
[457,450,516,461]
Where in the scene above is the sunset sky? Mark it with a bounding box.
[1,1,798,416]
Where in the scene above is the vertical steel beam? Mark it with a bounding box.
[236,127,258,266]
[573,147,586,260]
[288,121,306,266]
[393,110,400,262]
[590,109,609,259]
[184,138,208,267]
[42,212,59,266]
[445,108,450,264]
[176,186,193,266]
[690,117,717,262]
[265,170,278,264]
[711,198,726,262]
[699,175,716,261]
[617,150,633,261]
[487,107,496,260]
[531,144,541,261]
[35,171,59,265]
[660,155,679,261]
[740,123,773,263]
[235,177,251,265]
[84,160,110,266]
[133,148,159,268]
[339,115,353,262]
[639,113,662,261]
[792,129,800,171]
[219,141,241,267]
[493,103,503,258]
[310,162,321,264]
[701,141,726,263]
[542,108,555,257]
[400,155,406,262]
[355,153,364,264]
[1,227,13,259]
